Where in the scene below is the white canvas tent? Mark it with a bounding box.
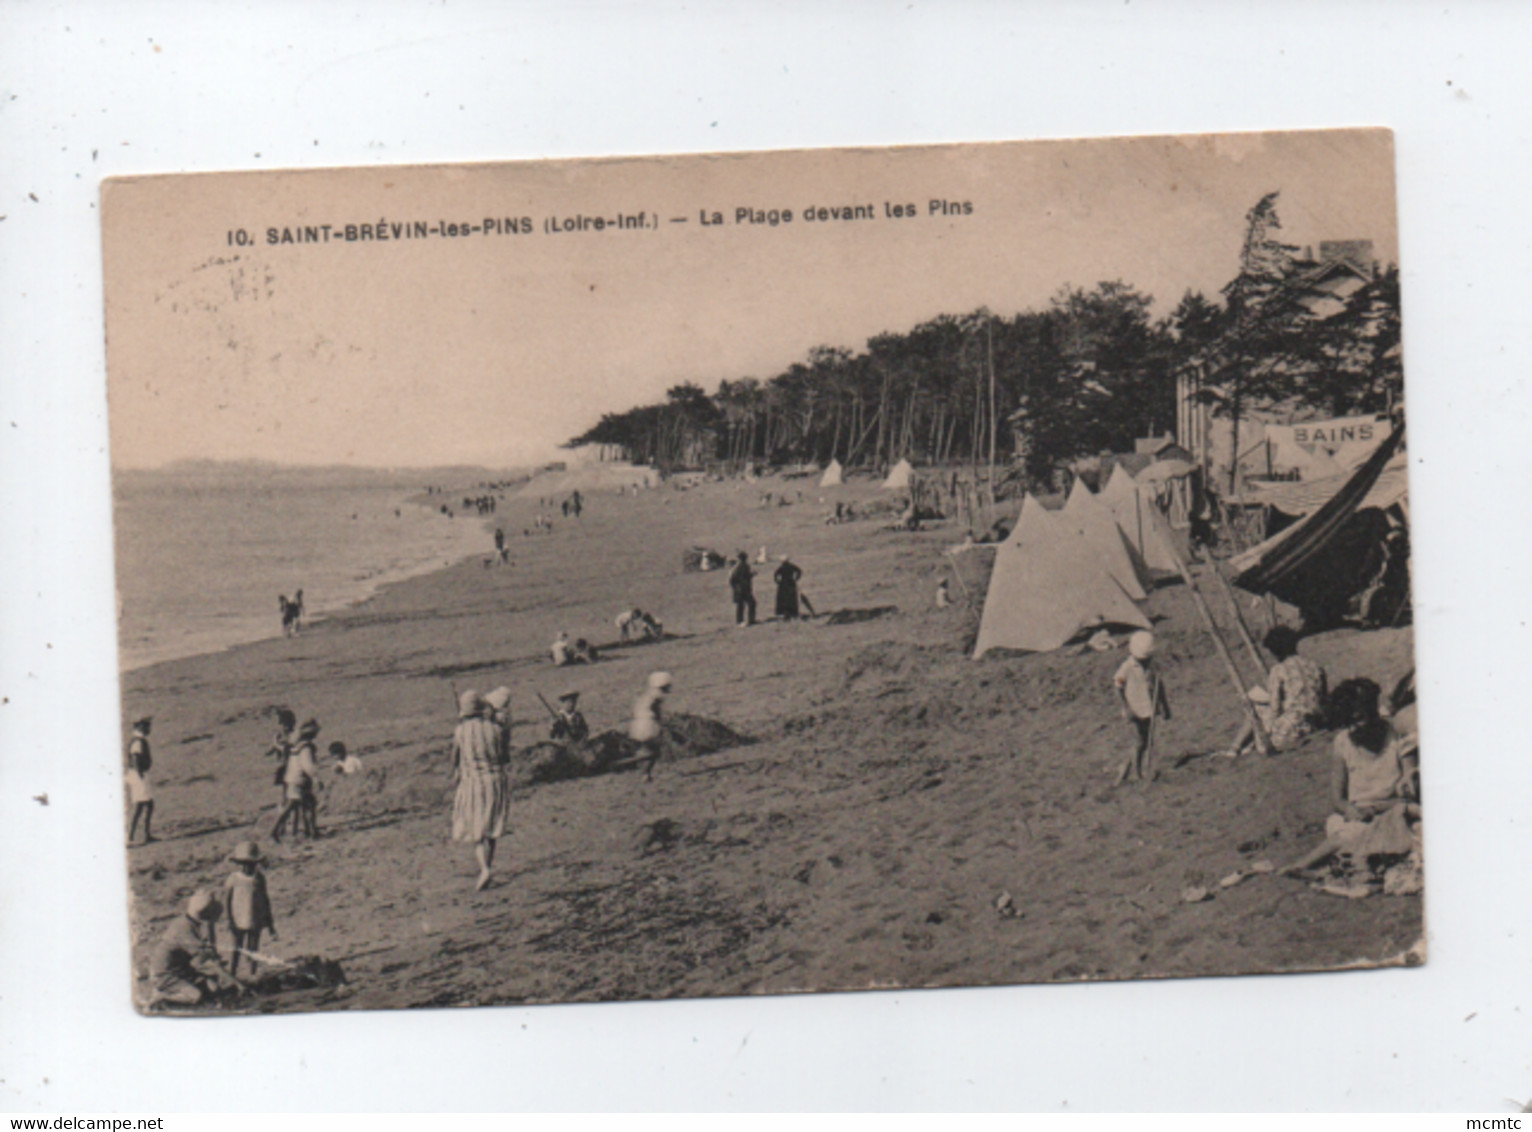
[972,495,1151,658]
[1276,438,1348,482]
[1061,479,1150,600]
[820,459,843,487]
[881,458,913,490]
[1099,464,1181,575]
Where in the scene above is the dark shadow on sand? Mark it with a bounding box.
[822,605,900,626]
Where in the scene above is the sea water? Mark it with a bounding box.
[113,467,495,671]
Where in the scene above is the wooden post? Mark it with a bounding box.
[1208,556,1269,678]
[1151,511,1271,751]
[987,320,997,491]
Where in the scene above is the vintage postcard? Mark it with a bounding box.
[103,128,1419,1016]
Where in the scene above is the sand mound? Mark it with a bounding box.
[665,712,754,756]
[839,639,936,691]
[520,740,603,786]
[823,605,899,627]
[517,713,754,786]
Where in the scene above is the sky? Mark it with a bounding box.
[103,128,1397,469]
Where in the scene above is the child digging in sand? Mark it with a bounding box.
[1113,631,1171,784]
[222,841,277,978]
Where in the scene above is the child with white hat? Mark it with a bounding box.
[629,672,673,780]
[148,890,236,1007]
[1112,631,1171,784]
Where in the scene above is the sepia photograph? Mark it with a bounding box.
[103,128,1419,1018]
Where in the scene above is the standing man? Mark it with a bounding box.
[729,551,757,628]
[126,716,155,846]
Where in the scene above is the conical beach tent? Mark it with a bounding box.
[1099,464,1180,574]
[972,495,1151,658]
[1061,479,1150,600]
[881,458,913,490]
[1301,447,1345,481]
[820,459,843,487]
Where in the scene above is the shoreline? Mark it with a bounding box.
[117,486,497,675]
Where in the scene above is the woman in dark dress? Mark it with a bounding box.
[773,555,803,620]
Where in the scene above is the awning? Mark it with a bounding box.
[1230,425,1406,595]
[1240,454,1408,517]
[1137,457,1198,482]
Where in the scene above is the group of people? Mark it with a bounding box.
[727,551,813,627]
[449,671,673,890]
[277,590,304,637]
[1110,625,1420,886]
[550,605,667,667]
[615,607,664,642]
[266,710,362,843]
[146,840,279,1007]
[550,630,600,666]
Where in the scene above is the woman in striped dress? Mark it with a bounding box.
[450,690,510,891]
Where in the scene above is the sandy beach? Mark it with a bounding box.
[120,472,1421,1013]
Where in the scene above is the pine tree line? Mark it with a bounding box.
[566,193,1402,484]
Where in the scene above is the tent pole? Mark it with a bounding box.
[1209,556,1269,677]
[947,555,971,603]
[1153,511,1272,751]
[1134,483,1145,559]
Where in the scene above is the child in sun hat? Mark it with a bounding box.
[484,686,513,765]
[148,890,234,1007]
[222,840,277,977]
[1112,630,1171,784]
[550,691,590,745]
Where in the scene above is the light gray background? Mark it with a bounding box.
[1,0,1525,1112]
